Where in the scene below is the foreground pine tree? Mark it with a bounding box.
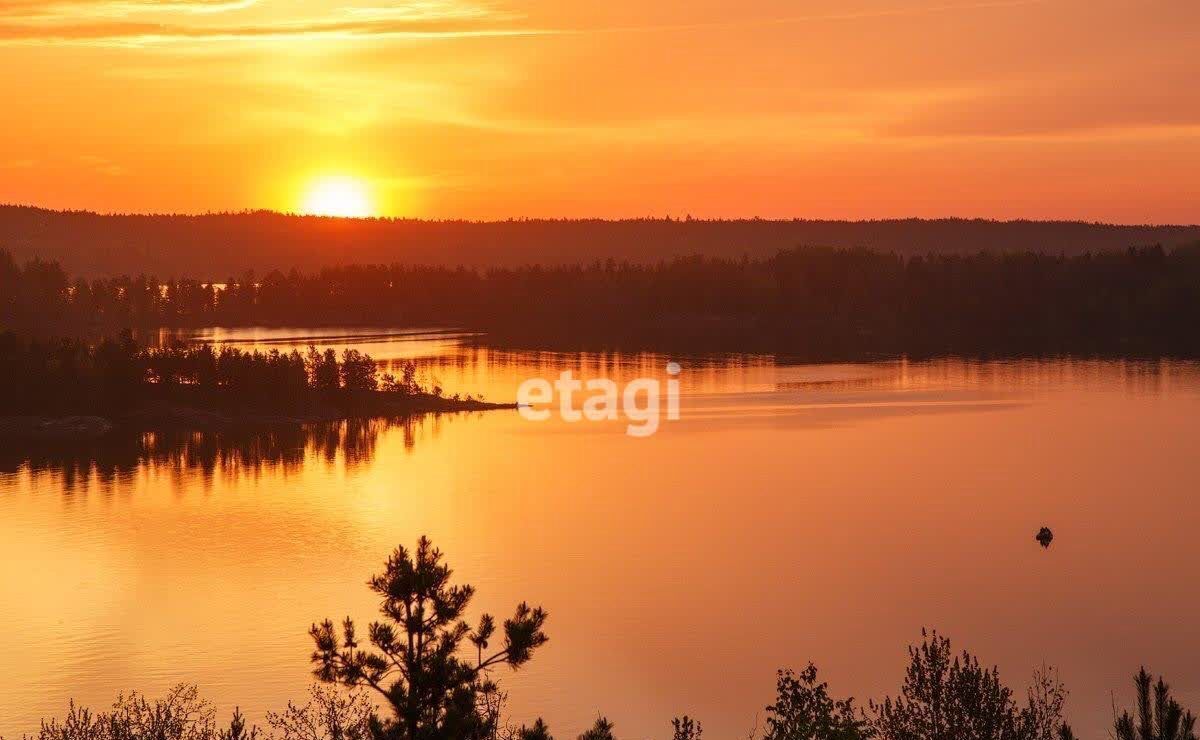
[1114,669,1197,740]
[309,537,549,740]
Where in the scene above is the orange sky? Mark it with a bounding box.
[0,0,1196,222]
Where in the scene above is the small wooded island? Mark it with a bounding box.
[0,332,513,441]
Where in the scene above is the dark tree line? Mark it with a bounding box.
[0,330,430,416]
[4,205,1200,278]
[5,243,1200,357]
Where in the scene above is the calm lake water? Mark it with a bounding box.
[3,328,1199,738]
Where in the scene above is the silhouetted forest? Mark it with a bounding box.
[5,243,1200,357]
[11,537,1197,740]
[3,205,1200,278]
[0,331,500,430]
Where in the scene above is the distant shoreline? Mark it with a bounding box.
[4,204,1199,279]
[6,242,1200,360]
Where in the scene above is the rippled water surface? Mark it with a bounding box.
[3,328,1199,738]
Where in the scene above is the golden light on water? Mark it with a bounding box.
[300,176,375,218]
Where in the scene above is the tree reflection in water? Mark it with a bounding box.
[0,413,470,491]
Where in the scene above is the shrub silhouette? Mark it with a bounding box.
[266,684,375,740]
[671,716,702,740]
[5,632,1098,740]
[28,684,252,740]
[763,664,870,740]
[871,630,1070,740]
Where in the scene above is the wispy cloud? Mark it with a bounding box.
[0,0,1047,46]
[339,1,509,22]
[0,0,258,18]
[78,154,126,176]
[0,20,550,45]
[881,75,1200,141]
[0,0,543,44]
[580,0,1049,36]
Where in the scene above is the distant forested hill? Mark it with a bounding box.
[1,205,1198,278]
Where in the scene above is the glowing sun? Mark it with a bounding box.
[300,176,374,218]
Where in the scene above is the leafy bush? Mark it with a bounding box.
[28,684,250,740]
[871,630,1070,740]
[764,665,870,740]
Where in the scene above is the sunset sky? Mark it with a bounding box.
[0,0,1196,221]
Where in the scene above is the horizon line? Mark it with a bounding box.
[1,203,1197,229]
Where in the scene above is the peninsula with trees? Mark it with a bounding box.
[0,332,512,441]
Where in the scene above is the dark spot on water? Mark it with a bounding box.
[1036,526,1054,548]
